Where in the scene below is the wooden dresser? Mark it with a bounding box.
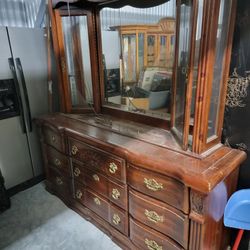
[36,113,246,250]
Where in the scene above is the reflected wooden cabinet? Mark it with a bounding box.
[40,0,247,249]
[115,18,175,83]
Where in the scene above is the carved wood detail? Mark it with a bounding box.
[189,220,203,250]
[190,191,205,215]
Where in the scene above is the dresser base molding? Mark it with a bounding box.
[45,182,134,250]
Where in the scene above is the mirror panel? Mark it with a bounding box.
[100,0,176,120]
[61,15,93,108]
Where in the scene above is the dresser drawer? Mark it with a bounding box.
[128,165,189,213]
[74,181,85,204]
[130,218,183,250]
[46,145,70,176]
[84,169,108,197]
[109,204,128,236]
[47,167,71,196]
[72,163,84,184]
[43,126,64,152]
[129,189,189,248]
[69,138,126,182]
[108,180,127,210]
[84,189,109,222]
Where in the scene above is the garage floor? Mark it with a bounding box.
[0,182,121,250]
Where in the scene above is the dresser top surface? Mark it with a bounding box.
[36,113,246,193]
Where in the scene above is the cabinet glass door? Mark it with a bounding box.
[173,0,193,138]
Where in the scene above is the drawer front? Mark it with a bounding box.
[44,127,64,152]
[72,163,84,184]
[46,146,70,175]
[130,218,183,250]
[129,189,189,248]
[47,167,71,196]
[109,205,128,236]
[108,180,127,210]
[128,165,189,213]
[74,181,85,204]
[84,169,108,197]
[84,189,109,222]
[69,138,126,182]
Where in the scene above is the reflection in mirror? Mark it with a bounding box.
[100,0,176,120]
[61,15,93,108]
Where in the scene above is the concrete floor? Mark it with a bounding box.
[0,182,121,250]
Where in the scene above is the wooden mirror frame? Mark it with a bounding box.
[49,0,237,154]
[49,4,101,113]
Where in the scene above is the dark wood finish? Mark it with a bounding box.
[46,145,70,175]
[42,0,243,248]
[36,114,246,249]
[109,204,129,236]
[47,167,72,196]
[108,179,127,210]
[72,161,127,209]
[127,164,189,213]
[130,218,183,250]
[192,0,237,153]
[84,188,110,222]
[43,125,65,152]
[129,188,189,248]
[68,138,126,183]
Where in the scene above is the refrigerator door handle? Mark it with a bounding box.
[8,58,27,134]
[15,58,32,132]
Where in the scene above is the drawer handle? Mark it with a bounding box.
[144,178,163,192]
[76,190,83,199]
[112,214,121,225]
[74,167,81,177]
[54,158,61,167]
[109,162,118,174]
[145,209,163,223]
[145,238,162,250]
[71,145,79,155]
[56,177,63,185]
[112,188,120,200]
[94,197,101,206]
[92,174,99,182]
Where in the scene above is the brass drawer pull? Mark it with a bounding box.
[56,177,63,185]
[94,197,101,206]
[76,190,83,199]
[112,188,120,200]
[74,167,81,177]
[145,238,162,250]
[109,162,118,174]
[71,145,79,155]
[144,178,163,191]
[54,158,61,167]
[112,214,121,225]
[145,209,163,223]
[92,174,99,182]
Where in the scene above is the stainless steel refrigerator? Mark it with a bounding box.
[0,27,48,189]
